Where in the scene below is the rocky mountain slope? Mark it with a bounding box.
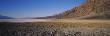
[36,0,110,19]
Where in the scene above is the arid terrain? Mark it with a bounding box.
[0,0,110,36]
[0,19,110,36]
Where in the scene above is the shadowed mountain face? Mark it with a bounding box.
[36,0,110,19]
[0,15,13,19]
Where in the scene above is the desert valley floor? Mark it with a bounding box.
[0,19,110,36]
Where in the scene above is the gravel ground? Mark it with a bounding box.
[0,22,110,36]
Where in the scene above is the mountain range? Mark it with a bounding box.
[0,15,13,19]
[36,0,110,19]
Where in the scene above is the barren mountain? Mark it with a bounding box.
[0,15,13,19]
[36,0,110,19]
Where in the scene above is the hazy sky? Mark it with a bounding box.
[0,0,86,18]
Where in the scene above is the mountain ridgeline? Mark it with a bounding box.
[36,0,110,19]
[0,15,13,19]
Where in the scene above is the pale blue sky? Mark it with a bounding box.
[0,0,86,18]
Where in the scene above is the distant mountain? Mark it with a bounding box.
[36,0,110,19]
[0,15,13,19]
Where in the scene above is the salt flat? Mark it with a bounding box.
[0,19,52,22]
[0,19,110,23]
